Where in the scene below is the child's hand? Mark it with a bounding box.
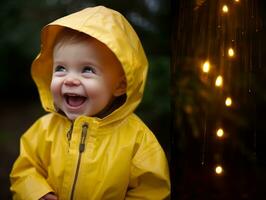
[39,192,58,200]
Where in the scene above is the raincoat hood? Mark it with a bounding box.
[32,6,148,125]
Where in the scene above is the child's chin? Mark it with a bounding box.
[66,113,80,121]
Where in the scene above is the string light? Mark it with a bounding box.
[222,5,229,13]
[202,61,210,73]
[215,165,223,175]
[215,75,223,87]
[216,128,224,137]
[225,97,232,106]
[197,0,239,176]
[228,48,235,57]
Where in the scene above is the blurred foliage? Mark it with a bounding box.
[136,55,170,149]
[137,56,170,121]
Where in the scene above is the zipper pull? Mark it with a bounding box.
[79,123,88,153]
[67,123,74,145]
[67,123,73,153]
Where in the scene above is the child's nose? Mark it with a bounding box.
[64,76,81,86]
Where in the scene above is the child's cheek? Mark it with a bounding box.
[50,79,61,97]
[84,79,110,97]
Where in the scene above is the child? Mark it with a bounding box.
[10,6,170,200]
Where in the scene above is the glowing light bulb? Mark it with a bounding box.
[228,48,234,57]
[216,128,224,137]
[235,0,239,2]
[202,61,210,73]
[215,165,223,175]
[225,97,232,106]
[215,75,223,87]
[222,5,229,13]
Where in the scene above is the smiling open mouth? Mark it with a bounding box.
[64,94,87,107]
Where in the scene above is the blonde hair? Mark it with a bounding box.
[53,28,92,51]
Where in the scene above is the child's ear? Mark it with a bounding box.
[113,76,127,96]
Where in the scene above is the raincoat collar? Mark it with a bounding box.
[31,6,148,127]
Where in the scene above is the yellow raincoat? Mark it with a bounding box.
[10,6,170,200]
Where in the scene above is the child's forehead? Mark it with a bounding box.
[53,29,92,50]
[54,29,112,56]
[54,36,116,61]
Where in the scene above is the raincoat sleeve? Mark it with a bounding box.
[126,131,170,200]
[10,117,54,200]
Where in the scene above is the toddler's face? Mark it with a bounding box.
[50,38,126,120]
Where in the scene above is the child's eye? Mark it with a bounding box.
[55,65,66,72]
[83,66,95,74]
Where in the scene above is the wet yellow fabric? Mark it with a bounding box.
[10,6,170,200]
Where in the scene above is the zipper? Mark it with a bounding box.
[70,123,88,200]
